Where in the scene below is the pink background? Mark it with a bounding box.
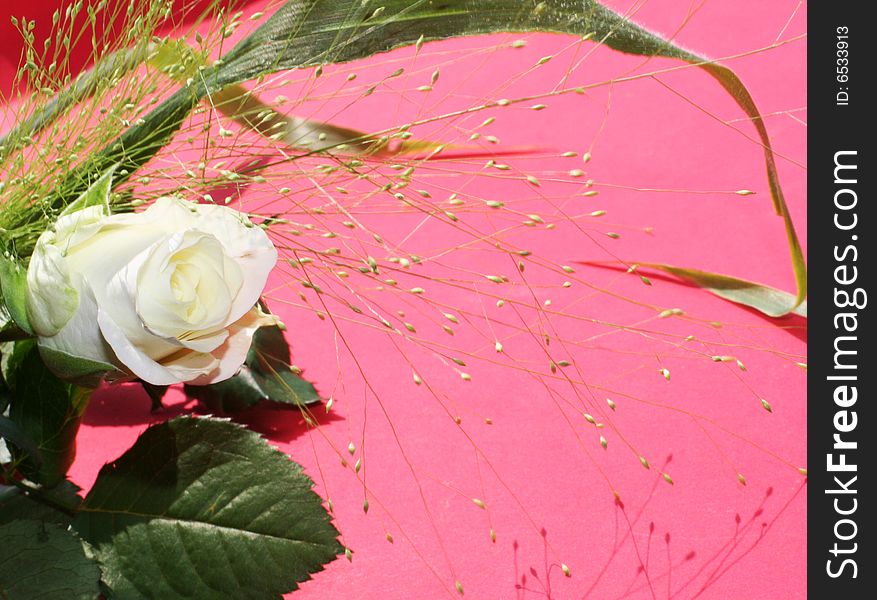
[2,1,806,598]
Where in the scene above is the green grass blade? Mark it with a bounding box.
[583,261,806,318]
[42,1,804,315]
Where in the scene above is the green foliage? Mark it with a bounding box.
[186,323,321,413]
[0,520,101,600]
[0,254,33,335]
[140,381,169,412]
[0,481,82,527]
[5,341,92,487]
[38,346,117,389]
[636,263,808,318]
[1,418,340,599]
[0,414,42,467]
[580,262,808,318]
[0,1,805,315]
[74,416,342,599]
[35,0,803,317]
[59,164,115,217]
[0,1,808,596]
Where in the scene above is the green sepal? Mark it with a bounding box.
[140,382,169,412]
[39,345,118,389]
[59,164,116,217]
[0,254,33,335]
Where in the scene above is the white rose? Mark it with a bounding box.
[25,197,278,385]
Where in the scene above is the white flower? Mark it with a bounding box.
[25,197,278,385]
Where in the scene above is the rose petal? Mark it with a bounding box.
[99,244,183,360]
[97,307,219,385]
[38,273,120,373]
[134,231,240,337]
[25,232,80,336]
[53,205,108,251]
[178,201,277,325]
[186,306,279,385]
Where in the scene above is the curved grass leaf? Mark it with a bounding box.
[208,83,446,155]
[151,40,426,155]
[0,520,100,600]
[637,263,807,318]
[581,261,806,318]
[73,416,342,599]
[46,0,802,313]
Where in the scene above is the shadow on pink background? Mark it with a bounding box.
[2,1,806,598]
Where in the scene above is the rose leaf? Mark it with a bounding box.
[183,365,266,413]
[73,416,342,599]
[0,520,101,600]
[6,341,92,487]
[0,255,33,336]
[0,480,83,527]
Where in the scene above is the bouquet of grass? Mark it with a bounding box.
[1,1,805,598]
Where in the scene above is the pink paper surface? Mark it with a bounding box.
[2,1,806,598]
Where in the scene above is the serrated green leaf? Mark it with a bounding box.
[248,315,292,366]
[0,520,100,600]
[247,324,320,406]
[255,369,321,407]
[186,365,321,413]
[0,490,70,526]
[74,416,342,599]
[0,254,33,335]
[184,365,265,413]
[7,343,92,487]
[0,481,83,527]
